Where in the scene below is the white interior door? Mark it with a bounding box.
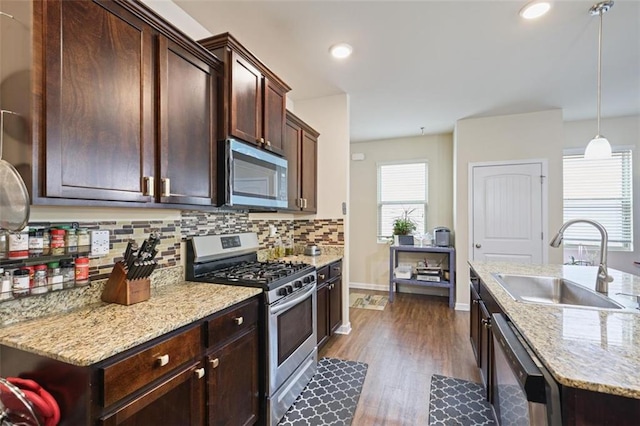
[472,162,544,263]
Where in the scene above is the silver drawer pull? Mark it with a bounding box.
[195,368,205,379]
[210,358,219,368]
[234,316,244,325]
[319,274,326,280]
[157,354,170,367]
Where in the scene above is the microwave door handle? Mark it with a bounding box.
[226,143,233,205]
[270,284,316,315]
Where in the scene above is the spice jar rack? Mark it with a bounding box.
[0,222,96,302]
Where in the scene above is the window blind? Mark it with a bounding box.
[563,150,633,249]
[377,162,428,238]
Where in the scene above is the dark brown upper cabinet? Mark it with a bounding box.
[23,0,220,207]
[199,33,290,156]
[284,111,319,213]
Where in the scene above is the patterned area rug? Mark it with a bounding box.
[279,358,368,426]
[428,374,496,426]
[348,292,388,310]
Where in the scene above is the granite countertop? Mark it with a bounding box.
[280,254,342,269]
[469,261,640,399]
[0,282,261,367]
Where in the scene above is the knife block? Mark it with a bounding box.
[102,262,150,306]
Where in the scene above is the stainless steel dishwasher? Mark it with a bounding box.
[491,314,562,426]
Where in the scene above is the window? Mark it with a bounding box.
[377,161,428,241]
[563,148,633,250]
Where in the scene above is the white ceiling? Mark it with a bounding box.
[165,0,640,142]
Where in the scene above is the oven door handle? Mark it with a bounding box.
[270,284,316,315]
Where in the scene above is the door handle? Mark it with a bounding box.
[475,243,482,249]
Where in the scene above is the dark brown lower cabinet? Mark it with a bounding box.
[478,300,492,401]
[99,361,205,426]
[206,327,259,426]
[317,281,330,348]
[328,277,342,334]
[317,260,343,351]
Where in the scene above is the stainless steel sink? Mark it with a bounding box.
[492,273,624,309]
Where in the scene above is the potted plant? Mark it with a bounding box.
[392,209,417,245]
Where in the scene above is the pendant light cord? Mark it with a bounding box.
[596,9,603,137]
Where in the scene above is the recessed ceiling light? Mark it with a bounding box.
[329,43,353,59]
[519,1,551,20]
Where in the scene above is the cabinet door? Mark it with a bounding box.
[263,78,286,155]
[207,328,259,426]
[230,52,262,146]
[99,362,205,426]
[329,277,342,333]
[317,282,329,349]
[479,301,492,402]
[42,0,154,202]
[158,37,216,206]
[300,131,318,213]
[470,284,481,367]
[284,117,302,210]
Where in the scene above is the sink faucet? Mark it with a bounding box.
[550,219,613,293]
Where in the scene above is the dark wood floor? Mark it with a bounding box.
[319,290,480,425]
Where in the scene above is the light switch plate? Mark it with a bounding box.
[91,230,110,256]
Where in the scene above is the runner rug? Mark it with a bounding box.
[279,358,368,426]
[428,374,496,425]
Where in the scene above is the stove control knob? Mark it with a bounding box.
[303,276,312,284]
[294,280,303,288]
[278,288,289,296]
[286,285,294,295]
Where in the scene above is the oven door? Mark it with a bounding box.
[268,283,317,395]
[223,138,288,209]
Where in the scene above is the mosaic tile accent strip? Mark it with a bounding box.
[428,374,496,426]
[250,219,295,248]
[279,358,367,426]
[181,211,250,238]
[295,219,344,245]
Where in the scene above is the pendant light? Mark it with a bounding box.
[584,1,614,159]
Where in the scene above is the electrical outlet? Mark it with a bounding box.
[91,230,110,256]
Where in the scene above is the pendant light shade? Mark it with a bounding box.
[584,1,614,160]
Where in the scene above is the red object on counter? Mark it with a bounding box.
[75,257,89,285]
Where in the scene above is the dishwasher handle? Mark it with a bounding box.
[492,313,546,404]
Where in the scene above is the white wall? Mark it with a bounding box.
[454,109,565,309]
[294,94,352,333]
[563,115,640,274]
[349,134,453,290]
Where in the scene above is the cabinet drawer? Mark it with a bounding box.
[317,266,330,284]
[207,298,259,348]
[101,326,202,407]
[329,260,342,278]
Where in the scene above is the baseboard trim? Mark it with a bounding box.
[349,282,387,291]
[335,322,351,335]
[455,303,470,311]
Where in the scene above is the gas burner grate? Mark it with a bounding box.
[204,260,311,285]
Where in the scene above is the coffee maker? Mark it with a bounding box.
[433,227,451,247]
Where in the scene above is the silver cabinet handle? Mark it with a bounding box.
[481,318,491,328]
[157,354,170,367]
[210,358,219,368]
[234,316,244,325]
[475,243,482,248]
[143,176,155,196]
[472,299,479,305]
[259,137,265,144]
[194,368,205,379]
[266,140,272,147]
[319,274,326,280]
[161,178,170,197]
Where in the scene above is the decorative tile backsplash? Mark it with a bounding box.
[295,219,344,245]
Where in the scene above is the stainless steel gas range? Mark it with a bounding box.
[186,233,317,426]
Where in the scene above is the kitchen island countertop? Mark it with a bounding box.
[469,261,640,399]
[0,281,261,367]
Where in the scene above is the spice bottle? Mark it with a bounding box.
[50,229,66,255]
[77,228,90,251]
[28,227,45,256]
[65,227,78,253]
[43,228,50,255]
[75,257,89,286]
[47,261,63,291]
[60,259,75,288]
[12,268,30,297]
[8,227,29,260]
[0,231,7,259]
[32,264,48,294]
[0,270,12,301]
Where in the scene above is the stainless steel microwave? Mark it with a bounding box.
[219,138,288,209]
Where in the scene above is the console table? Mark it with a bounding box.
[389,245,455,308]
